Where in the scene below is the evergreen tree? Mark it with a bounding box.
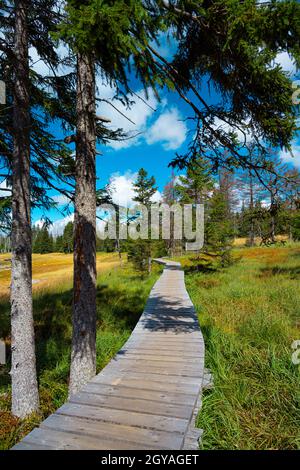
[55,235,64,253]
[291,213,300,241]
[0,0,76,418]
[161,0,300,173]
[162,171,181,257]
[133,168,158,207]
[128,168,158,274]
[206,189,235,267]
[175,156,214,251]
[62,221,74,253]
[58,0,166,395]
[175,157,213,205]
[10,0,40,418]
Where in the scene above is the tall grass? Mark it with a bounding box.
[0,261,161,450]
[183,245,300,449]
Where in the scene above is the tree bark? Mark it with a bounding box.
[11,0,39,418]
[69,52,96,397]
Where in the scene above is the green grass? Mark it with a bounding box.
[0,261,161,450]
[180,245,300,449]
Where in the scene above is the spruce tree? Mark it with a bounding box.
[175,156,213,252]
[156,1,300,173]
[175,157,213,205]
[133,168,158,207]
[62,221,74,253]
[10,0,40,418]
[128,168,158,274]
[0,0,76,417]
[58,0,166,395]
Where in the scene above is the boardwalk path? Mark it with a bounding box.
[13,259,205,450]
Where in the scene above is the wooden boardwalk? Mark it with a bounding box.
[13,259,205,450]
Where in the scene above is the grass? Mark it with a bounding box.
[179,244,300,449]
[0,255,162,450]
[0,252,122,296]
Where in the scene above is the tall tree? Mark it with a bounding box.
[10,0,39,418]
[175,156,213,249]
[68,50,96,395]
[128,168,158,273]
[1,0,77,417]
[133,168,158,206]
[62,221,74,253]
[59,0,165,395]
[175,157,213,205]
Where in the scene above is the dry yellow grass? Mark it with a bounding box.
[0,252,122,297]
[233,235,288,247]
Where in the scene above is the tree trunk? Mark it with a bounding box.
[11,0,39,418]
[69,52,96,397]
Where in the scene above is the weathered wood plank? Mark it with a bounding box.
[69,391,192,419]
[20,427,151,450]
[90,375,202,394]
[56,402,189,434]
[41,414,182,450]
[83,382,196,406]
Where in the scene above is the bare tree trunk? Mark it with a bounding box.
[69,52,96,397]
[10,0,39,418]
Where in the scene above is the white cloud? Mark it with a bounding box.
[29,47,51,76]
[29,44,72,77]
[109,171,137,207]
[96,82,163,150]
[280,141,300,168]
[34,214,73,237]
[52,194,70,206]
[146,107,187,150]
[0,179,10,197]
[275,52,297,76]
[213,117,253,145]
[109,171,161,207]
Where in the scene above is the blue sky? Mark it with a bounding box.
[3,39,298,234]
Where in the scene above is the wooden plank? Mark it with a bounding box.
[56,402,188,434]
[89,368,201,385]
[91,375,202,395]
[126,337,204,345]
[119,345,204,360]
[20,427,151,450]
[83,382,196,406]
[69,391,192,419]
[13,441,55,450]
[41,414,183,450]
[115,352,203,363]
[96,361,204,378]
[98,361,204,378]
